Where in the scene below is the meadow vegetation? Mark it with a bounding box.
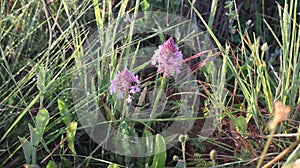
[0,0,299,167]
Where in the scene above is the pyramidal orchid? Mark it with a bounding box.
[151,37,183,77]
[109,68,141,103]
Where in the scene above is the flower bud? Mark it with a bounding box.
[210,149,217,161]
[173,155,179,161]
[178,134,188,143]
[261,42,268,52]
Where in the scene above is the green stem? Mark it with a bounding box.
[32,147,37,165]
[150,76,167,120]
[121,98,129,119]
[182,142,187,168]
[257,128,276,168]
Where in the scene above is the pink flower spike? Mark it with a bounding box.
[151,37,183,77]
[109,68,141,103]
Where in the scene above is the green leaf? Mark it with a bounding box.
[46,160,57,168]
[107,163,119,168]
[67,121,77,154]
[151,134,166,168]
[28,123,39,147]
[37,64,46,92]
[141,0,150,11]
[18,136,32,163]
[144,130,154,158]
[62,157,72,168]
[234,116,247,134]
[58,99,71,126]
[36,108,49,142]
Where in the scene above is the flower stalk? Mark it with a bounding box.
[257,101,291,168]
[149,36,183,121]
[150,75,166,120]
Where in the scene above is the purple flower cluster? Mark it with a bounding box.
[151,37,183,77]
[109,37,183,102]
[109,68,141,103]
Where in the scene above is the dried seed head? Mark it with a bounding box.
[270,101,291,130]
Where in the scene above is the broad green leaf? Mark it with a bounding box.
[122,134,131,156]
[141,0,150,11]
[151,134,166,168]
[28,123,39,147]
[36,108,49,142]
[62,157,72,168]
[107,163,119,168]
[18,136,32,163]
[58,99,71,126]
[234,116,247,134]
[37,64,46,92]
[67,121,77,154]
[144,129,154,158]
[46,160,57,168]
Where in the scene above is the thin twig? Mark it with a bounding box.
[41,138,67,164]
[213,133,299,140]
[262,139,300,168]
[244,153,277,166]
